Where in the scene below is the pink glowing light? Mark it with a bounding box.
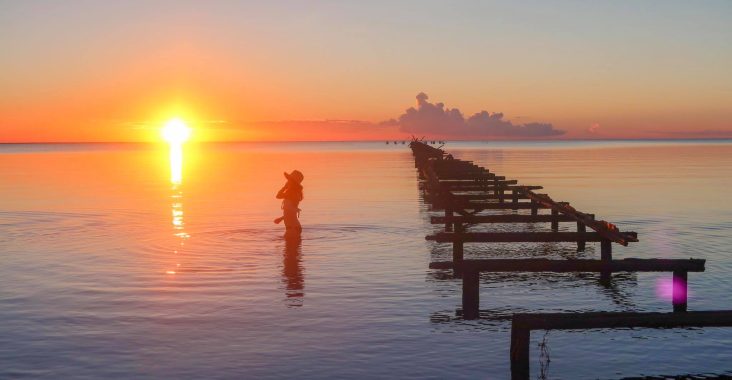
[656,277,690,302]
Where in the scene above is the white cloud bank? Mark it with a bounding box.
[383,93,564,138]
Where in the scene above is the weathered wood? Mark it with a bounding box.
[450,258,701,320]
[429,258,705,272]
[444,205,453,231]
[673,270,688,312]
[437,172,506,181]
[462,269,480,320]
[441,179,518,186]
[515,310,732,331]
[550,209,559,231]
[453,223,464,276]
[433,184,544,191]
[440,193,532,201]
[430,202,553,211]
[430,214,580,224]
[577,222,586,251]
[510,310,732,379]
[434,258,703,321]
[600,238,612,283]
[518,190,637,246]
[600,239,612,261]
[426,231,638,244]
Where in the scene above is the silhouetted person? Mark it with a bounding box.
[274,170,303,237]
[282,235,304,307]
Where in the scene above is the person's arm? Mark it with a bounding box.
[276,183,288,199]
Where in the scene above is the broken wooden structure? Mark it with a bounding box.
[409,140,725,376]
[510,311,732,379]
[408,140,702,316]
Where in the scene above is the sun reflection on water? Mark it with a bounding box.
[169,143,184,185]
[162,118,191,275]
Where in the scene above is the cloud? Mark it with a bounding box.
[386,93,564,138]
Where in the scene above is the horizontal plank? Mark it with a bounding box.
[436,193,533,201]
[435,174,502,180]
[425,231,638,243]
[513,310,732,331]
[430,214,581,224]
[429,202,551,211]
[440,179,518,185]
[518,190,637,246]
[428,258,705,272]
[434,184,544,191]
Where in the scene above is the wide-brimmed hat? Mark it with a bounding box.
[284,170,304,184]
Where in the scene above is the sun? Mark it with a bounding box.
[162,118,191,143]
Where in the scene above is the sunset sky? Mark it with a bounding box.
[1,1,731,142]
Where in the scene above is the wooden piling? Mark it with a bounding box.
[577,222,586,251]
[600,238,612,284]
[444,204,453,231]
[673,270,688,312]
[462,268,480,320]
[510,311,732,379]
[510,320,530,379]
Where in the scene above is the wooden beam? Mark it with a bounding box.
[436,184,543,191]
[510,310,732,379]
[430,202,553,211]
[429,258,705,272]
[430,214,581,224]
[439,193,531,201]
[426,231,638,243]
[517,190,638,246]
[433,174,504,180]
[441,179,518,185]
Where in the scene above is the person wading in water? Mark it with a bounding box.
[274,170,304,237]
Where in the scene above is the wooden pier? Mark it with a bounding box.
[408,140,728,377]
[510,311,732,379]
[408,140,695,316]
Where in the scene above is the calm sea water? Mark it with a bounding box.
[1,140,731,379]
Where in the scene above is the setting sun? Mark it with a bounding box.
[162,118,191,144]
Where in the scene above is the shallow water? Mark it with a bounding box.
[1,140,731,379]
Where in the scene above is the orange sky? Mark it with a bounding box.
[1,1,731,142]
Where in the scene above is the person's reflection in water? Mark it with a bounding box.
[282,235,304,307]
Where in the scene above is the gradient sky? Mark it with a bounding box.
[1,0,731,142]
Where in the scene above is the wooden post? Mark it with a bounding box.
[453,223,464,277]
[673,270,688,312]
[576,222,586,251]
[462,268,480,320]
[600,239,612,261]
[510,320,530,380]
[600,239,612,284]
[498,188,505,203]
[530,200,538,216]
[512,190,519,204]
[445,204,453,231]
[550,209,559,231]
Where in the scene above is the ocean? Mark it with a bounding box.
[1,140,731,379]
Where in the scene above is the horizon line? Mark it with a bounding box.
[2,137,732,145]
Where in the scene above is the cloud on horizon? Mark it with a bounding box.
[382,93,564,138]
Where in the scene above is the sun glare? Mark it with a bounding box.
[162,118,191,143]
[163,118,190,185]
